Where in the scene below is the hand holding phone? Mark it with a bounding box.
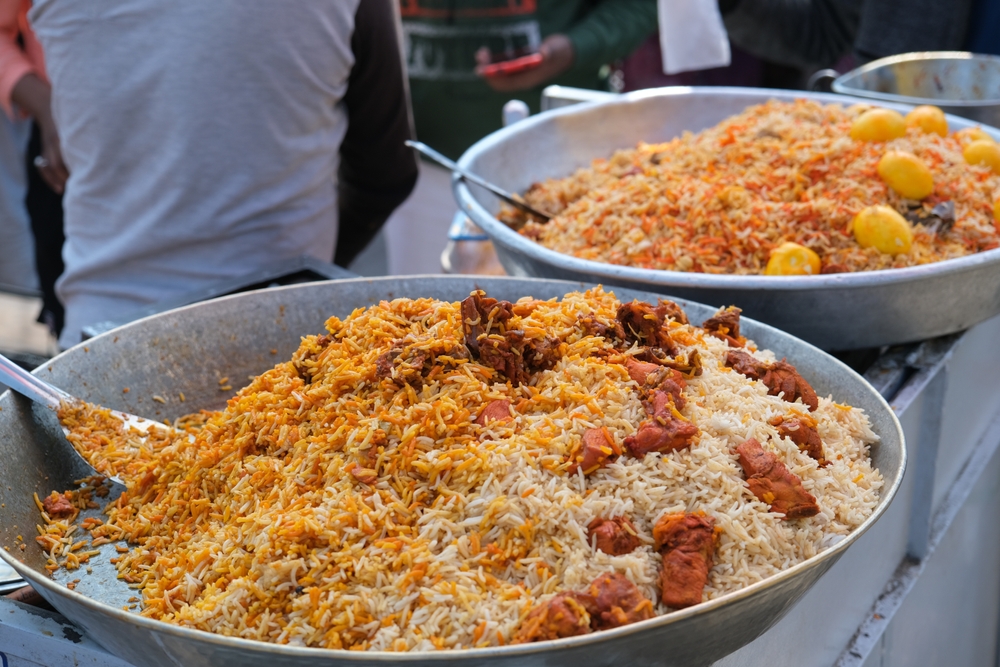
[478,53,544,78]
[473,35,574,93]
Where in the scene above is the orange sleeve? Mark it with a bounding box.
[0,0,40,119]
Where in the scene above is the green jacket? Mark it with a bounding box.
[402,0,658,159]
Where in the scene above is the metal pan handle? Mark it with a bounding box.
[808,69,839,93]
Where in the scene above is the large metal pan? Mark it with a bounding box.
[0,276,904,667]
[454,87,1000,350]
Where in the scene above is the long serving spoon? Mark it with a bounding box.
[0,352,180,498]
[405,140,553,224]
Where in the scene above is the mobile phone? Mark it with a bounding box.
[479,53,544,77]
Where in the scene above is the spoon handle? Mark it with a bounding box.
[0,353,70,410]
[405,140,552,221]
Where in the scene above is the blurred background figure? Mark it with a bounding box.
[719,0,999,72]
[30,0,417,348]
[382,0,658,275]
[1,0,66,337]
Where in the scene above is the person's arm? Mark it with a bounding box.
[562,0,658,77]
[0,0,67,192]
[719,0,862,70]
[475,0,657,93]
[334,0,418,268]
[0,0,34,119]
[11,72,67,192]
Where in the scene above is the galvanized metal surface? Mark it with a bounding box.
[831,52,1000,126]
[454,86,1000,350]
[0,276,904,667]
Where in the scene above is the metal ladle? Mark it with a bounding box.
[0,352,177,497]
[405,140,553,224]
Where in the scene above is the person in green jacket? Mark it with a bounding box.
[403,0,659,160]
[382,0,656,276]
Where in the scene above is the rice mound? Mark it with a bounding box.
[43,288,882,651]
[511,99,1000,273]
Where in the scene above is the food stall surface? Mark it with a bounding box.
[2,308,998,667]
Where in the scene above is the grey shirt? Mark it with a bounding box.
[30,0,366,347]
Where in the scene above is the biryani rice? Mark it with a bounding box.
[44,288,881,651]
[512,99,1000,274]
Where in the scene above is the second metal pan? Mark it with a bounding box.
[454,87,1000,350]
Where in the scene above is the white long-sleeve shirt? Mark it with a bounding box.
[30,0,361,347]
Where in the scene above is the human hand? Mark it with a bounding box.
[11,74,68,194]
[35,119,68,194]
[475,34,574,92]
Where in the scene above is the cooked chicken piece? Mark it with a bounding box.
[587,516,641,555]
[725,349,764,380]
[656,298,689,325]
[461,291,515,356]
[523,336,561,371]
[623,386,698,458]
[702,306,744,347]
[653,513,717,609]
[625,357,661,386]
[771,416,826,465]
[514,592,592,642]
[42,491,75,518]
[476,399,512,426]
[461,291,563,386]
[580,315,625,344]
[736,438,820,519]
[514,572,655,642]
[725,351,819,411]
[761,361,819,411]
[625,359,688,408]
[624,413,699,457]
[581,572,655,630]
[616,301,678,355]
[568,428,621,475]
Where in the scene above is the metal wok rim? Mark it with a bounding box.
[0,275,907,662]
[832,51,1000,108]
[455,85,1000,292]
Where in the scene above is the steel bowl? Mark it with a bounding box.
[454,86,1000,350]
[0,276,903,667]
[811,51,1000,126]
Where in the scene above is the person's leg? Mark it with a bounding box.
[382,163,456,275]
[24,122,66,336]
[0,112,37,291]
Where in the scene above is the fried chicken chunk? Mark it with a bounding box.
[581,572,655,630]
[568,428,621,475]
[476,399,512,426]
[725,351,819,411]
[702,306,744,347]
[762,361,819,411]
[736,438,820,519]
[616,300,678,355]
[460,291,560,386]
[514,573,654,642]
[653,513,717,609]
[42,491,75,518]
[772,416,827,465]
[514,592,593,642]
[588,516,641,555]
[624,386,699,457]
[625,359,688,408]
